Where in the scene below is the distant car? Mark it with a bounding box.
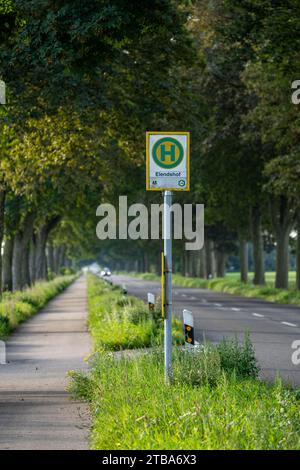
[88,262,101,274]
[101,267,111,277]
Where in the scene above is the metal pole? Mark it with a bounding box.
[164,190,172,381]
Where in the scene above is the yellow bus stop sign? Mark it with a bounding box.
[146,131,190,191]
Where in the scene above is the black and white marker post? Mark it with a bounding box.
[0,80,5,105]
[147,293,155,311]
[183,309,194,347]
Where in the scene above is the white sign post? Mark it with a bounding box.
[146,131,190,381]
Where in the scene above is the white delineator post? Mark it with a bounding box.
[0,80,5,105]
[164,190,172,381]
[147,292,155,311]
[0,340,6,365]
[183,309,194,348]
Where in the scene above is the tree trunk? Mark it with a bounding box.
[296,213,300,290]
[205,239,214,279]
[35,226,49,281]
[12,233,23,291]
[58,245,66,272]
[21,215,35,288]
[47,243,55,273]
[35,217,60,281]
[144,252,149,273]
[194,250,200,277]
[199,247,206,279]
[180,252,185,276]
[189,252,197,277]
[29,238,36,284]
[216,250,226,278]
[172,253,177,274]
[21,239,31,288]
[187,252,192,277]
[275,227,290,289]
[0,190,5,293]
[53,246,60,273]
[270,197,294,290]
[251,206,265,285]
[12,212,35,291]
[183,251,188,276]
[239,237,248,283]
[2,237,13,292]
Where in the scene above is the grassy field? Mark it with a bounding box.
[0,275,77,339]
[69,275,300,450]
[119,271,300,307]
[226,271,296,285]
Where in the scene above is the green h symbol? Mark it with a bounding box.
[161,144,176,162]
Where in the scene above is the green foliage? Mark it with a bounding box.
[217,334,259,379]
[172,334,258,388]
[0,0,197,276]
[0,315,10,337]
[173,345,222,387]
[60,267,76,276]
[87,274,184,350]
[240,0,300,201]
[0,275,76,339]
[69,273,300,450]
[69,351,300,450]
[3,0,193,112]
[0,0,14,14]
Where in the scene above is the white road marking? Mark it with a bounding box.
[252,313,264,318]
[214,303,222,307]
[231,307,241,311]
[190,296,196,300]
[182,294,187,297]
[281,321,297,327]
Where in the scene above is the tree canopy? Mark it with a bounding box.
[0,0,300,291]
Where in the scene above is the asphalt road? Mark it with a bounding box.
[0,276,91,450]
[111,274,300,387]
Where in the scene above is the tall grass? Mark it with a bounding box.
[87,274,183,350]
[69,351,300,450]
[0,275,77,339]
[69,273,300,450]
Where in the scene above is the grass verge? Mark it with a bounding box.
[0,275,77,339]
[119,271,300,307]
[69,275,300,450]
[70,352,300,450]
[87,274,183,350]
